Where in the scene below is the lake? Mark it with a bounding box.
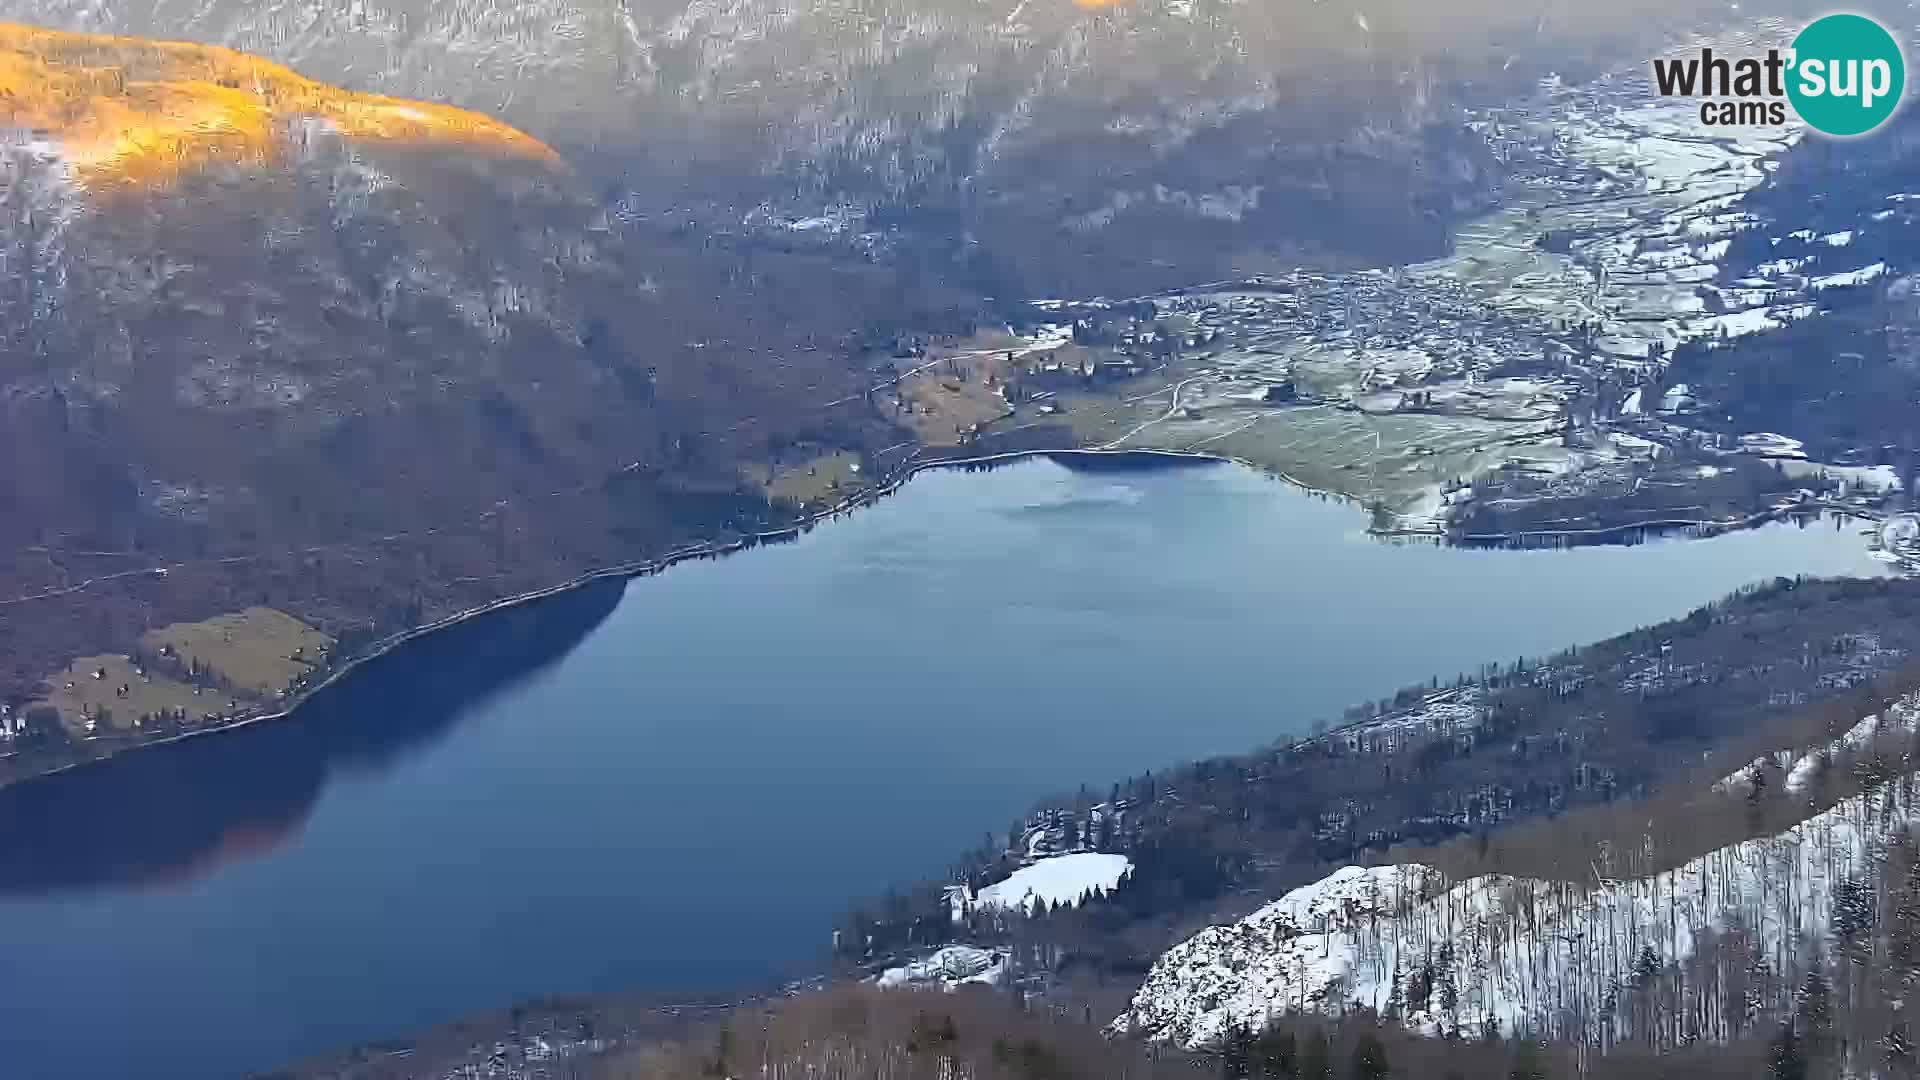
[0,456,1888,1079]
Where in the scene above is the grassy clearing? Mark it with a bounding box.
[1064,384,1552,512]
[140,607,332,696]
[898,353,1018,447]
[747,450,869,507]
[42,654,240,733]
[34,607,331,733]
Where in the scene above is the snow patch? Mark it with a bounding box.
[1693,304,1813,339]
[1740,432,1808,459]
[876,945,1007,990]
[955,853,1132,919]
[1811,262,1886,290]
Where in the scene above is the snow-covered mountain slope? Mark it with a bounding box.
[1116,697,1920,1050]
[0,0,1453,168]
[0,0,1739,295]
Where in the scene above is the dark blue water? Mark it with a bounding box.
[0,458,1886,1078]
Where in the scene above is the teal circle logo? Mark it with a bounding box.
[1787,13,1906,137]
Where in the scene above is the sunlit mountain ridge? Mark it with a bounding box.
[0,21,556,193]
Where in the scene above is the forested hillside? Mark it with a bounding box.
[263,575,1920,1080]
[1125,695,1920,1061]
[0,23,930,760]
[839,577,1920,987]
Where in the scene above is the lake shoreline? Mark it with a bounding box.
[0,446,1231,794]
[6,448,1897,1080]
[6,439,1869,795]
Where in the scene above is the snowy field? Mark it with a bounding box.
[950,852,1133,919]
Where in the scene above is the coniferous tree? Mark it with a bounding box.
[1253,1028,1297,1078]
[1508,1039,1548,1080]
[1796,967,1836,1072]
[1300,1031,1333,1080]
[1770,1021,1807,1080]
[1632,945,1661,988]
[1349,1033,1389,1080]
[1220,1023,1255,1079]
[1437,943,1459,1020]
[703,1022,733,1077]
[1886,1020,1917,1079]
[1893,837,1920,990]
[1833,877,1875,961]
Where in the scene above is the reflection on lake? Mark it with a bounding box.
[0,578,622,896]
[0,457,1888,1079]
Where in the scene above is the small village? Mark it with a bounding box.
[922,25,1920,551]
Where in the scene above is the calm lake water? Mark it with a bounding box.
[0,457,1888,1078]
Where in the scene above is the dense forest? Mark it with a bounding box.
[287,982,1829,1078]
[584,989,1793,1080]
